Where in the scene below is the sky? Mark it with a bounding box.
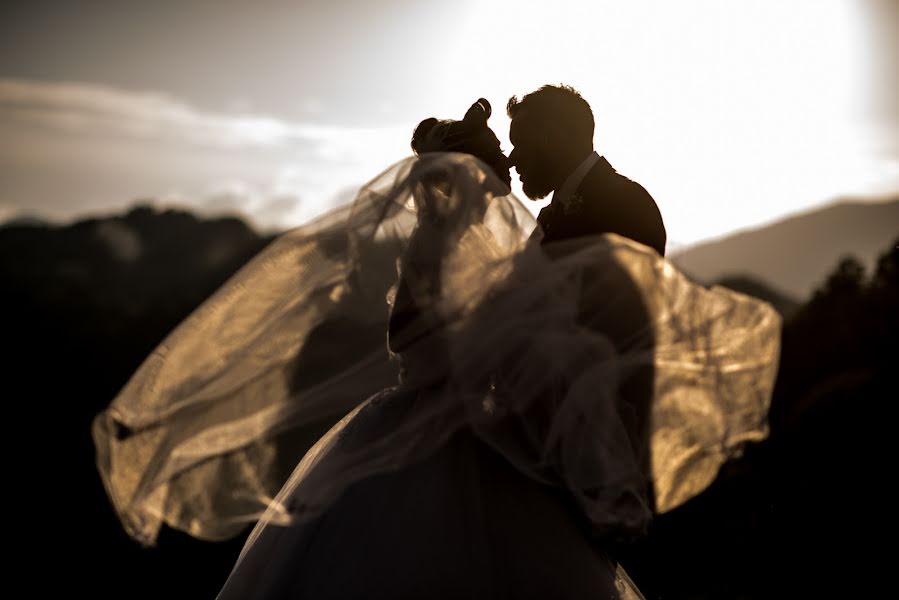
[1,0,897,249]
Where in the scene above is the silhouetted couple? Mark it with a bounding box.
[410,86,666,255]
[95,86,780,599]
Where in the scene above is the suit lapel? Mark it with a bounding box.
[535,156,617,243]
[574,156,615,200]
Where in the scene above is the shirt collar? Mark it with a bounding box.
[550,151,600,208]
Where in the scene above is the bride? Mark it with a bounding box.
[94,99,781,599]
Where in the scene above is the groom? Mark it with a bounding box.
[508,84,666,256]
[508,84,661,561]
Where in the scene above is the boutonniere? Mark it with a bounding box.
[560,192,584,215]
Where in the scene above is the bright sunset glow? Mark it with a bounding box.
[442,0,895,247]
[0,0,895,248]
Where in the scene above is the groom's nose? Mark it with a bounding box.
[508,147,518,167]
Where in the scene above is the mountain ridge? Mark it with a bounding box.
[670,197,899,299]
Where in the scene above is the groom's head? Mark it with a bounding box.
[507,85,594,200]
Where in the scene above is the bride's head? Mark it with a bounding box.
[411,99,512,190]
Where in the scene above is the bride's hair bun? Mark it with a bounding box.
[464,98,491,123]
[411,117,440,154]
[410,99,492,155]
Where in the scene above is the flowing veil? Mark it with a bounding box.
[93,153,780,597]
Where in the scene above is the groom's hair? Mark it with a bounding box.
[506,84,594,145]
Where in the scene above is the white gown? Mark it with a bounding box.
[93,153,781,598]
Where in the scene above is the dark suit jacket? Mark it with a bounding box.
[533,155,661,539]
[536,156,666,256]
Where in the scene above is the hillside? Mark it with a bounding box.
[671,198,899,299]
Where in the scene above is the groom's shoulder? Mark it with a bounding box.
[577,160,667,254]
[579,160,656,207]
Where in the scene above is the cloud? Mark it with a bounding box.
[194,178,306,231]
[0,78,412,229]
[0,78,386,152]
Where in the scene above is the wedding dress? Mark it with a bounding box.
[94,153,781,598]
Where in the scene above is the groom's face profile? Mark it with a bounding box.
[508,111,555,200]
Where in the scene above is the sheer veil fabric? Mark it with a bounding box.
[93,153,780,597]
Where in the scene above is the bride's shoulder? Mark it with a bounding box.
[337,386,416,445]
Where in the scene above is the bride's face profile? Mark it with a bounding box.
[463,128,512,191]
